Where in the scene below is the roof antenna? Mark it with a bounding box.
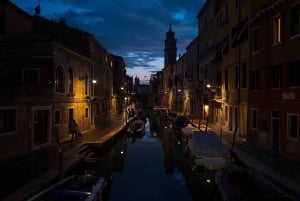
[34,0,41,16]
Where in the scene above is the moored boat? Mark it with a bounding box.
[27,175,108,201]
[172,115,190,129]
[217,164,297,201]
[186,131,232,174]
[127,119,145,135]
[181,123,200,139]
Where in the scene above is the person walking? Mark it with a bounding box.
[70,119,78,141]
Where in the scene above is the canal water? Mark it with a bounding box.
[72,115,221,201]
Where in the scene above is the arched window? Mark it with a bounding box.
[68,67,74,94]
[56,65,65,93]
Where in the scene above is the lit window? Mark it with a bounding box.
[287,114,298,140]
[272,15,282,44]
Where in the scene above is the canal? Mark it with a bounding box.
[70,114,221,201]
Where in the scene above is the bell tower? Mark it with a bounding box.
[164,24,177,68]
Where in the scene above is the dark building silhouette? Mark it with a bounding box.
[164,24,177,68]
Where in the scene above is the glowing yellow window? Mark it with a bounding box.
[273,16,282,44]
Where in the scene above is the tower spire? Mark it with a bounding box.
[164,24,177,68]
[34,0,41,15]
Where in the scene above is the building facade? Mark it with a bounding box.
[248,0,300,160]
[197,0,217,122]
[0,0,126,161]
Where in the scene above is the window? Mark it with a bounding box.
[287,60,300,87]
[0,108,16,135]
[252,28,259,52]
[68,68,73,94]
[84,73,88,95]
[271,65,282,88]
[235,65,239,89]
[287,114,298,140]
[54,110,61,125]
[225,70,228,90]
[250,70,259,90]
[56,65,65,93]
[272,110,280,118]
[241,62,247,88]
[22,68,39,84]
[225,4,228,23]
[85,107,89,118]
[235,0,240,9]
[0,13,5,35]
[272,15,282,44]
[289,3,300,37]
[250,108,257,129]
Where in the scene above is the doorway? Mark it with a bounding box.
[271,111,280,152]
[33,110,49,146]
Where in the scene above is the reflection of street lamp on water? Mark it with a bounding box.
[205,84,212,132]
[177,89,181,112]
[204,104,209,131]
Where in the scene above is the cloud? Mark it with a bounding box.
[11,0,205,83]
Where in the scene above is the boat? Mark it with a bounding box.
[165,109,178,122]
[181,123,200,139]
[172,115,190,129]
[217,164,297,201]
[27,175,108,201]
[128,119,145,134]
[186,131,232,173]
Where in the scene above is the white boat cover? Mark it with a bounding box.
[188,131,231,170]
[181,124,200,136]
[189,131,230,156]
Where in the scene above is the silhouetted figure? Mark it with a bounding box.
[70,119,78,141]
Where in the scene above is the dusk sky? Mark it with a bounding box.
[11,0,205,84]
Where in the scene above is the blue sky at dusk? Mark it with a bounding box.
[11,0,205,84]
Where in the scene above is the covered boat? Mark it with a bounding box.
[181,124,200,138]
[128,119,145,134]
[186,131,232,173]
[27,175,108,201]
[217,164,297,201]
[172,115,190,129]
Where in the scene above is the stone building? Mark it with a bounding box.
[0,0,124,161]
[248,0,300,160]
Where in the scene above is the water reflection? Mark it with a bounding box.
[73,114,221,201]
